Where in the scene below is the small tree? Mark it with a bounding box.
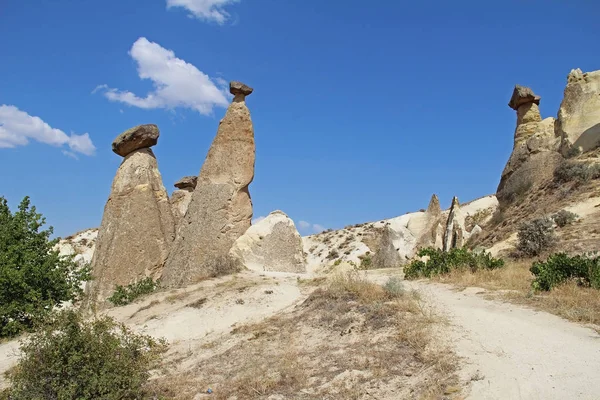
[0,196,90,337]
[3,310,166,400]
[516,217,557,257]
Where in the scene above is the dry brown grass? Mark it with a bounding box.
[150,272,459,399]
[432,259,600,327]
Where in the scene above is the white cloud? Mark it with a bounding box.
[252,216,266,225]
[166,0,239,24]
[0,105,95,156]
[96,37,229,115]
[297,220,326,234]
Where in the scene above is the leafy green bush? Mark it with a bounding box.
[530,253,600,291]
[516,217,557,257]
[2,310,166,400]
[554,160,600,184]
[107,277,158,306]
[552,210,578,228]
[0,196,90,338]
[404,248,504,279]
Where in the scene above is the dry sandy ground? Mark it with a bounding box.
[367,270,600,400]
[1,269,599,399]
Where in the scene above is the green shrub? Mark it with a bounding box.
[358,253,373,270]
[554,160,600,184]
[516,217,557,257]
[107,277,158,306]
[404,248,504,279]
[530,253,600,291]
[2,310,166,400]
[0,196,90,338]
[552,210,579,228]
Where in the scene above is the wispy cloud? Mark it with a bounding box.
[166,0,240,24]
[298,220,326,234]
[95,37,229,115]
[0,105,95,156]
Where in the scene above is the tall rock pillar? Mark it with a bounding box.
[162,81,255,288]
[87,124,175,305]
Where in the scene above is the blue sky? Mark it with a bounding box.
[1,1,599,237]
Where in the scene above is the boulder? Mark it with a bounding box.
[556,69,600,154]
[88,128,175,305]
[174,176,198,190]
[229,210,306,273]
[162,81,255,288]
[112,124,159,157]
[497,86,562,205]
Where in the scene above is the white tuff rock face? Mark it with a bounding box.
[229,210,306,273]
[56,228,98,291]
[557,69,600,154]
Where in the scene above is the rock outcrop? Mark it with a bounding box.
[443,197,466,251]
[497,85,562,205]
[229,210,306,273]
[87,124,175,305]
[170,176,197,225]
[556,69,600,155]
[371,226,403,268]
[415,194,444,249]
[162,82,255,288]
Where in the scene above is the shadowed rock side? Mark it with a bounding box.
[162,82,255,288]
[88,125,174,305]
[497,85,562,206]
[229,210,306,273]
[170,176,197,226]
[372,226,403,268]
[557,68,600,155]
[415,194,444,249]
[443,196,465,251]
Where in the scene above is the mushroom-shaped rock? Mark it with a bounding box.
[87,128,174,306]
[229,211,306,273]
[162,81,256,287]
[112,124,159,157]
[508,85,541,110]
[174,176,198,190]
[230,81,254,97]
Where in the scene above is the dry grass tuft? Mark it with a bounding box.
[150,271,459,399]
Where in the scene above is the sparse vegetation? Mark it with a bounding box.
[530,253,600,291]
[357,252,373,269]
[552,209,579,227]
[404,247,504,279]
[554,160,600,184]
[382,276,404,296]
[108,277,159,306]
[1,310,166,400]
[516,217,557,257]
[0,196,90,338]
[326,249,339,260]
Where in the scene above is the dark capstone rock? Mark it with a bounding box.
[508,85,541,110]
[230,81,253,97]
[112,124,159,157]
[174,176,198,190]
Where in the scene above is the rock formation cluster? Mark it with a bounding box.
[88,124,175,305]
[170,176,197,225]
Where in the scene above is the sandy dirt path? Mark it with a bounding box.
[368,271,600,400]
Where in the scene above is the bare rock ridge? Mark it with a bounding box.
[443,196,465,251]
[87,124,175,305]
[497,85,562,206]
[162,81,256,288]
[557,69,600,155]
[170,176,197,225]
[229,210,306,273]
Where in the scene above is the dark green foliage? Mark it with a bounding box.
[554,160,600,184]
[552,210,579,228]
[530,253,600,291]
[404,248,504,280]
[2,310,166,400]
[0,196,90,338]
[107,277,158,306]
[516,217,557,257]
[358,253,373,269]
